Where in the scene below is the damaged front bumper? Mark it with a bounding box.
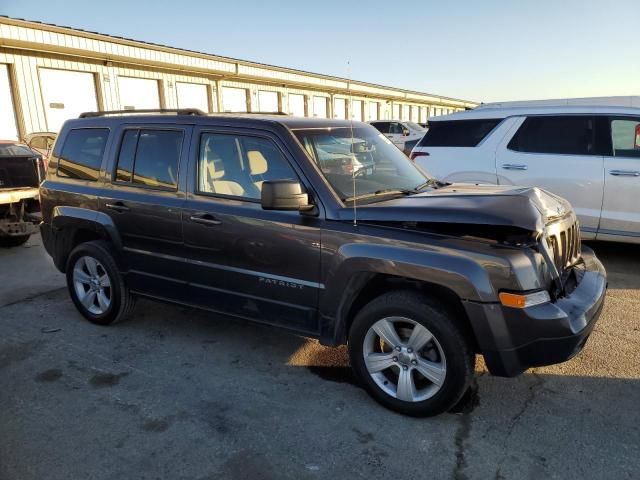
[465,246,607,377]
[0,187,41,237]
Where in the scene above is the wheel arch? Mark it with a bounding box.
[49,206,122,272]
[319,245,495,349]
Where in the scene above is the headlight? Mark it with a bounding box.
[499,290,551,309]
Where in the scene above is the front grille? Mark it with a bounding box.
[546,220,581,272]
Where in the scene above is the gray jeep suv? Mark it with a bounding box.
[39,110,607,416]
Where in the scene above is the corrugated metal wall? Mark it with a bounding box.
[0,17,475,138]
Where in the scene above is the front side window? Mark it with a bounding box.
[293,126,429,202]
[198,134,296,200]
[371,122,390,134]
[508,116,596,155]
[418,119,501,147]
[611,118,640,158]
[57,128,109,181]
[114,129,183,190]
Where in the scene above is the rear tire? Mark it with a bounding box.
[0,235,30,248]
[65,240,135,325]
[348,290,475,417]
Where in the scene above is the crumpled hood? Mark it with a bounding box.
[342,183,573,234]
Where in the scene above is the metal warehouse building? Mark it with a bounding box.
[0,16,477,141]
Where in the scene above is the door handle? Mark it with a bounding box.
[501,163,528,171]
[189,213,222,226]
[105,202,130,212]
[609,169,640,177]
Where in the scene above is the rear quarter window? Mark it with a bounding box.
[508,116,597,155]
[57,128,109,181]
[417,119,501,147]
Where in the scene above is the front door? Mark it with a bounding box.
[387,122,406,149]
[99,125,190,291]
[599,116,640,241]
[496,115,605,236]
[182,127,322,334]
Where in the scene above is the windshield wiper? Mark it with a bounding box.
[413,179,439,191]
[344,188,416,203]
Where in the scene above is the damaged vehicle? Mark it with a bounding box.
[0,141,44,247]
[39,111,607,416]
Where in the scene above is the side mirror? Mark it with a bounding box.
[402,129,410,136]
[261,180,315,213]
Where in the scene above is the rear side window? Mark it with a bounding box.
[418,119,501,147]
[57,128,109,181]
[508,116,596,155]
[610,118,640,158]
[114,129,183,190]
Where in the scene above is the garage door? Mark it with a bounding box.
[368,102,379,121]
[258,91,279,112]
[333,98,346,119]
[176,82,208,112]
[351,100,363,121]
[411,106,419,122]
[0,65,18,140]
[402,105,410,121]
[222,87,248,112]
[312,96,327,118]
[118,77,160,111]
[288,94,305,117]
[40,68,98,132]
[420,107,427,123]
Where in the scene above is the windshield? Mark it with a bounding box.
[293,126,431,203]
[405,122,426,132]
[0,144,35,157]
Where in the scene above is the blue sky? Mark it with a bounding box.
[2,0,637,102]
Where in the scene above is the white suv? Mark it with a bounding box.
[410,99,640,243]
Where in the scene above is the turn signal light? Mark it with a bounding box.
[499,290,550,309]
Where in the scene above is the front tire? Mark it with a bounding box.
[65,240,135,325]
[349,291,474,416]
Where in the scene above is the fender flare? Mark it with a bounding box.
[319,243,498,345]
[49,206,122,270]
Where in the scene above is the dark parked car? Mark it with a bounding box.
[40,110,607,416]
[0,141,44,247]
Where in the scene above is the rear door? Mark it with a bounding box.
[412,118,504,183]
[495,115,605,236]
[598,116,640,241]
[99,124,190,290]
[181,126,322,334]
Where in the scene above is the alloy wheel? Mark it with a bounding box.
[362,316,447,402]
[72,255,112,315]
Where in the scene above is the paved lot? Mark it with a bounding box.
[0,235,638,480]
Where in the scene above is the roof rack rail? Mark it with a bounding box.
[212,111,289,115]
[79,108,207,118]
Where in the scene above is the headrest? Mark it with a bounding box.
[248,150,267,175]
